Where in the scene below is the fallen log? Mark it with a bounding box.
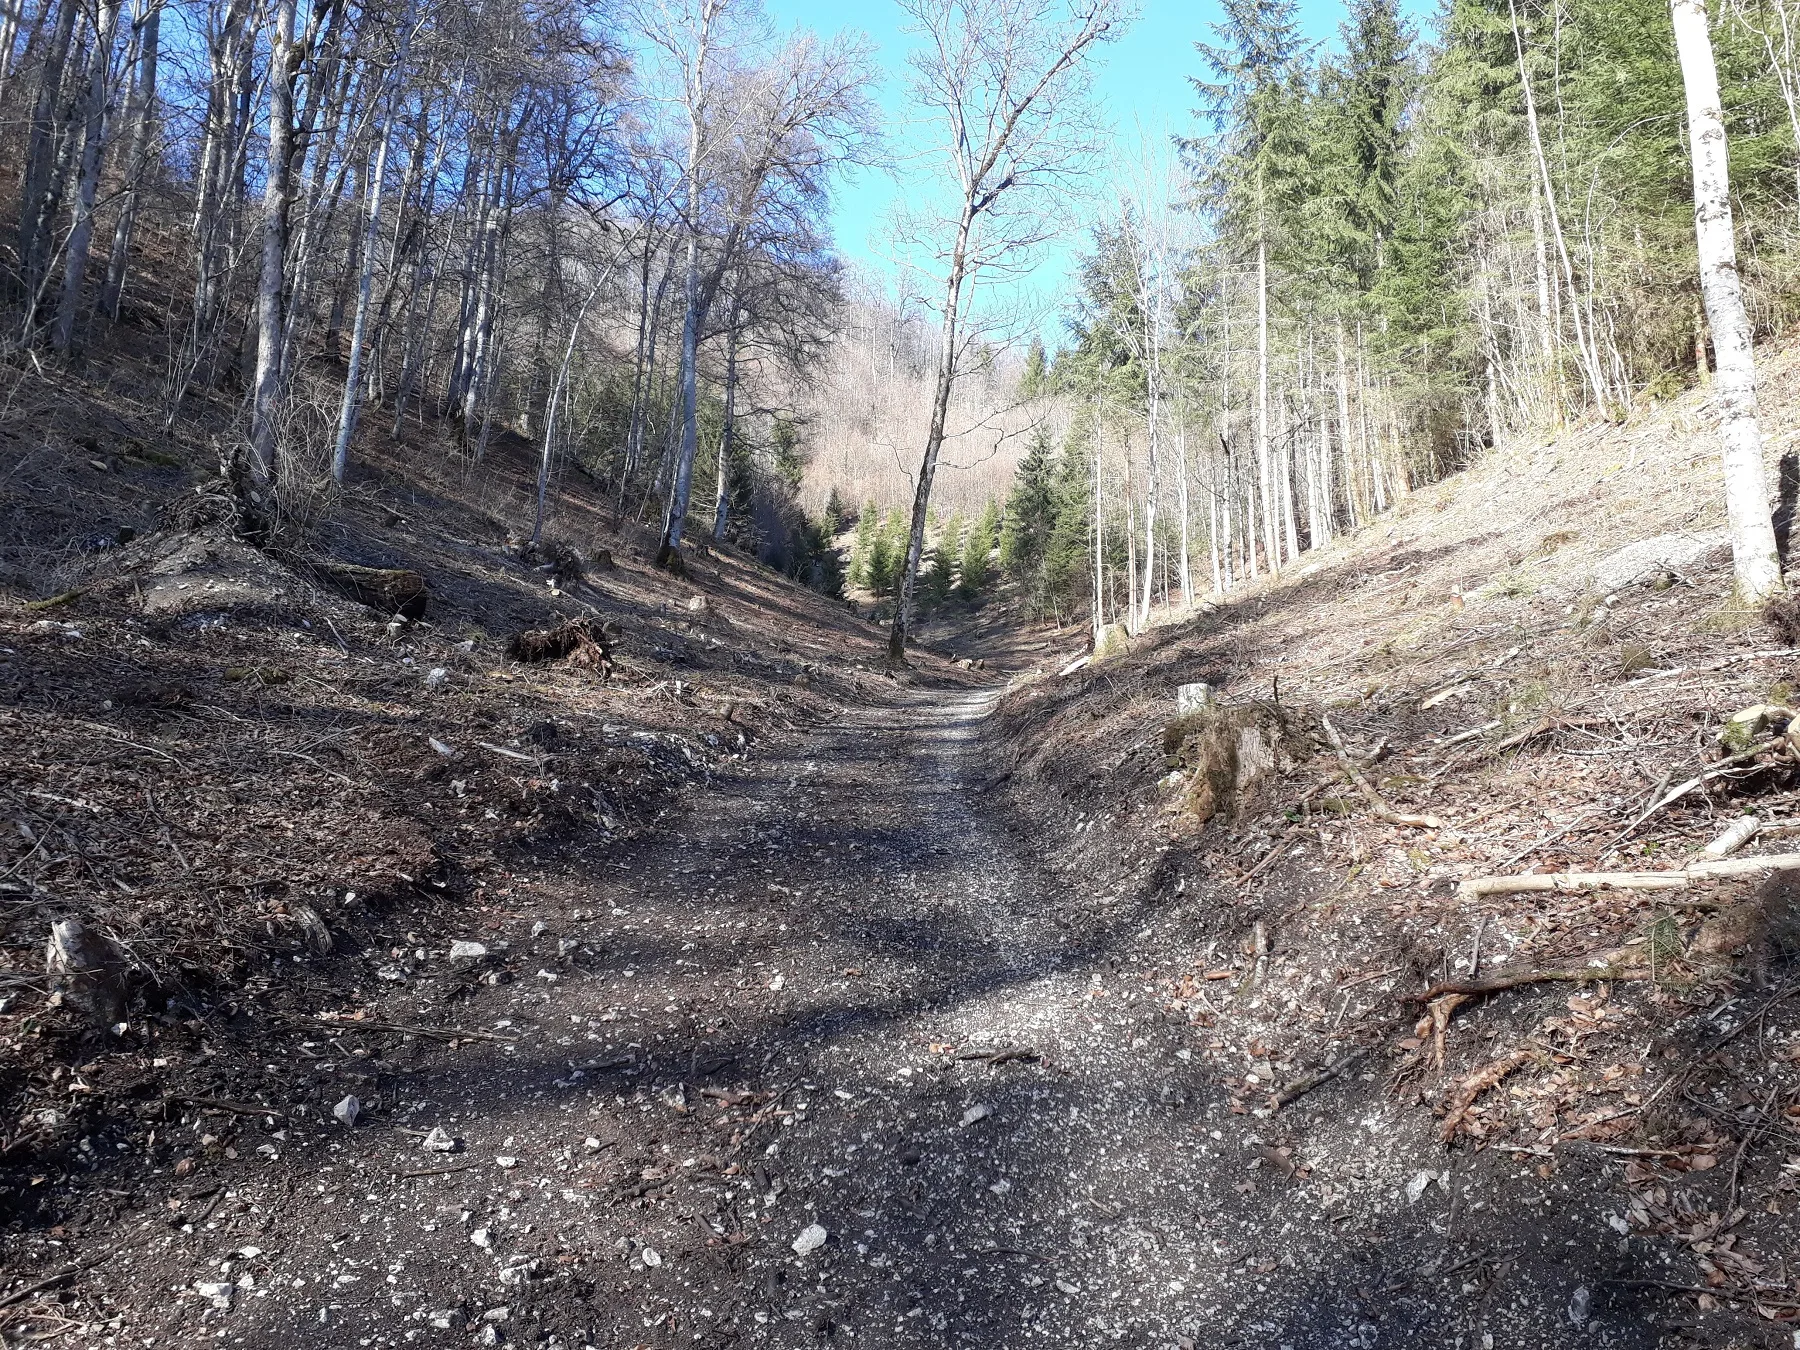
[1456,851,1800,901]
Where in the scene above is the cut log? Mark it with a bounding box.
[1456,851,1800,901]
[506,617,612,674]
[1702,815,1761,858]
[303,560,428,619]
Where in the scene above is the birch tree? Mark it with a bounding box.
[1671,0,1782,600]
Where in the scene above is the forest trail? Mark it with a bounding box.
[58,678,1657,1350]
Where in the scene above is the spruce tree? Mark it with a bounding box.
[958,500,1000,598]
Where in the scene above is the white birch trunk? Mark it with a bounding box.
[1673,0,1782,599]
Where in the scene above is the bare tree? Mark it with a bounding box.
[1672,0,1782,600]
[640,0,873,567]
[887,0,1124,661]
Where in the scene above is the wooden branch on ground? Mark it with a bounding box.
[1622,648,1800,688]
[0,1244,120,1310]
[1236,826,1298,889]
[299,1015,517,1043]
[1456,851,1800,901]
[1409,966,1639,1003]
[1321,715,1442,829]
[1438,720,1503,749]
[170,1095,281,1117]
[1494,715,1606,752]
[1269,1047,1371,1112]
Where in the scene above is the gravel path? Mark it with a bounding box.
[43,687,1665,1349]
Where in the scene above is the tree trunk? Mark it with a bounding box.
[658,209,703,563]
[18,0,79,330]
[1672,0,1782,600]
[52,0,123,356]
[1256,230,1276,574]
[1511,0,1607,412]
[711,307,739,542]
[1175,409,1192,605]
[1092,394,1106,639]
[101,0,158,320]
[1136,331,1160,632]
[889,206,973,660]
[331,115,391,481]
[247,0,300,508]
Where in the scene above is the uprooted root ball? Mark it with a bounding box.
[507,617,613,673]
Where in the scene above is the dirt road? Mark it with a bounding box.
[8,687,1666,1348]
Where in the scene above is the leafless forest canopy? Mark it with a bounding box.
[1,0,1799,622]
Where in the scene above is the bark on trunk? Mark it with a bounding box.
[51,0,123,355]
[247,0,300,508]
[100,0,158,320]
[332,117,391,481]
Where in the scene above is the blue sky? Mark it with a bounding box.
[762,0,1435,313]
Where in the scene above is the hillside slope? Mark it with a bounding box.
[987,339,1800,1344]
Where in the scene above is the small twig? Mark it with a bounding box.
[1497,812,1600,869]
[298,1015,516,1044]
[1335,966,1402,989]
[1270,1047,1371,1112]
[170,1095,280,1118]
[1236,826,1298,889]
[398,1162,476,1180]
[0,1244,120,1310]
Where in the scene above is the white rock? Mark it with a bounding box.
[1568,1285,1591,1327]
[1404,1170,1441,1204]
[1593,530,1727,591]
[333,1095,360,1127]
[960,1103,993,1127]
[791,1224,828,1256]
[423,667,449,689]
[448,940,488,966]
[481,1306,510,1323]
[470,1228,493,1250]
[641,1247,662,1267]
[428,737,456,756]
[421,1127,458,1153]
[195,1281,234,1310]
[495,1155,518,1169]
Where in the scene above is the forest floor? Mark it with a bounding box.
[6,338,1800,1349]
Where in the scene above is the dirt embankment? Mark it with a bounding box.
[984,340,1800,1343]
[0,362,991,1273]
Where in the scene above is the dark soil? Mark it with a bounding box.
[3,671,1770,1348]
